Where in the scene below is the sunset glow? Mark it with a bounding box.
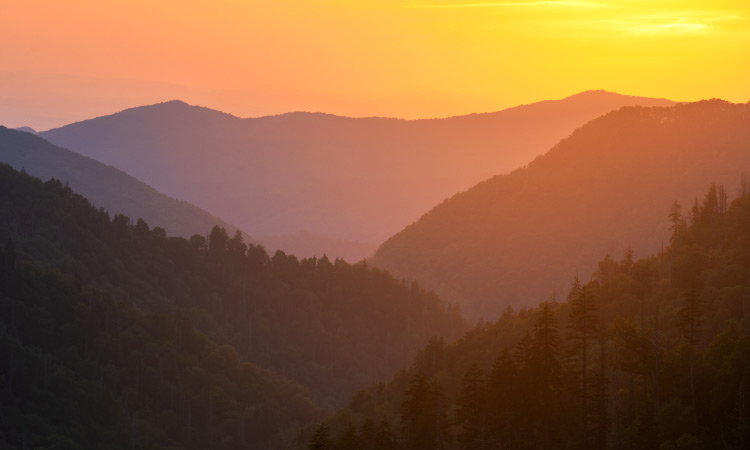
[1,0,748,128]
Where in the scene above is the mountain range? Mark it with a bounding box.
[373,99,750,318]
[324,180,750,450]
[39,90,674,261]
[0,126,250,241]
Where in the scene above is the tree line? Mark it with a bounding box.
[319,178,750,450]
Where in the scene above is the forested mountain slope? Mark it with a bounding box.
[373,100,750,318]
[0,163,466,414]
[0,264,324,450]
[39,91,673,260]
[0,126,249,241]
[321,181,750,450]
[0,182,321,449]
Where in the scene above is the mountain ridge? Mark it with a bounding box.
[39,90,675,261]
[372,99,750,318]
[41,90,670,127]
[0,126,253,242]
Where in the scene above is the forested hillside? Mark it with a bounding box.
[322,181,750,450]
[0,260,322,449]
[374,100,750,318]
[0,163,466,416]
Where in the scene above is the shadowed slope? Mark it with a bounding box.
[373,100,750,318]
[0,126,251,241]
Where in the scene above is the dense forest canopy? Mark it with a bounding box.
[322,180,750,450]
[0,260,322,449]
[374,100,750,319]
[0,163,467,449]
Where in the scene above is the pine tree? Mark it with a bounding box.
[374,417,399,450]
[677,284,704,426]
[677,284,704,346]
[308,423,334,450]
[525,302,564,450]
[359,418,376,450]
[455,363,489,450]
[401,370,450,450]
[486,350,518,450]
[567,277,599,444]
[668,201,684,243]
[335,423,361,450]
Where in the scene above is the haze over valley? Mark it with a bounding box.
[2,1,749,449]
[38,90,672,261]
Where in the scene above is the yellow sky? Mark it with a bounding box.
[1,0,748,128]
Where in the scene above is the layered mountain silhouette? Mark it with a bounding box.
[327,181,750,450]
[0,126,250,240]
[373,100,750,319]
[40,91,673,261]
[0,161,466,415]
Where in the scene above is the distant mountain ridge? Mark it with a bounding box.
[40,91,674,261]
[13,126,36,134]
[0,126,251,241]
[372,99,750,318]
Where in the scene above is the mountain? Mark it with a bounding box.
[0,126,250,241]
[13,126,36,133]
[322,182,750,450]
[0,167,323,449]
[0,162,466,412]
[372,100,750,319]
[39,91,674,261]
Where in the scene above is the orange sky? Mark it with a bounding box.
[1,0,749,130]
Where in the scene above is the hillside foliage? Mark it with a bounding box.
[374,100,750,319]
[324,180,750,450]
[0,162,466,447]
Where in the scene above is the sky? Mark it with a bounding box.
[1,0,749,130]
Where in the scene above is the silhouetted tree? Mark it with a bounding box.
[668,201,684,243]
[524,302,564,449]
[227,229,247,257]
[335,423,361,450]
[677,284,704,426]
[209,225,229,252]
[308,423,334,450]
[567,276,599,443]
[374,417,399,450]
[401,370,450,450]
[455,363,489,450]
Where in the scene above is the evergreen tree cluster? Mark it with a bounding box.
[323,179,750,450]
[0,251,323,449]
[0,163,467,448]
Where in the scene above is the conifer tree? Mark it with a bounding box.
[526,302,564,450]
[677,284,704,425]
[668,201,684,242]
[335,423,361,450]
[486,350,518,450]
[374,417,399,450]
[401,370,450,450]
[567,276,599,442]
[455,363,489,450]
[308,423,334,450]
